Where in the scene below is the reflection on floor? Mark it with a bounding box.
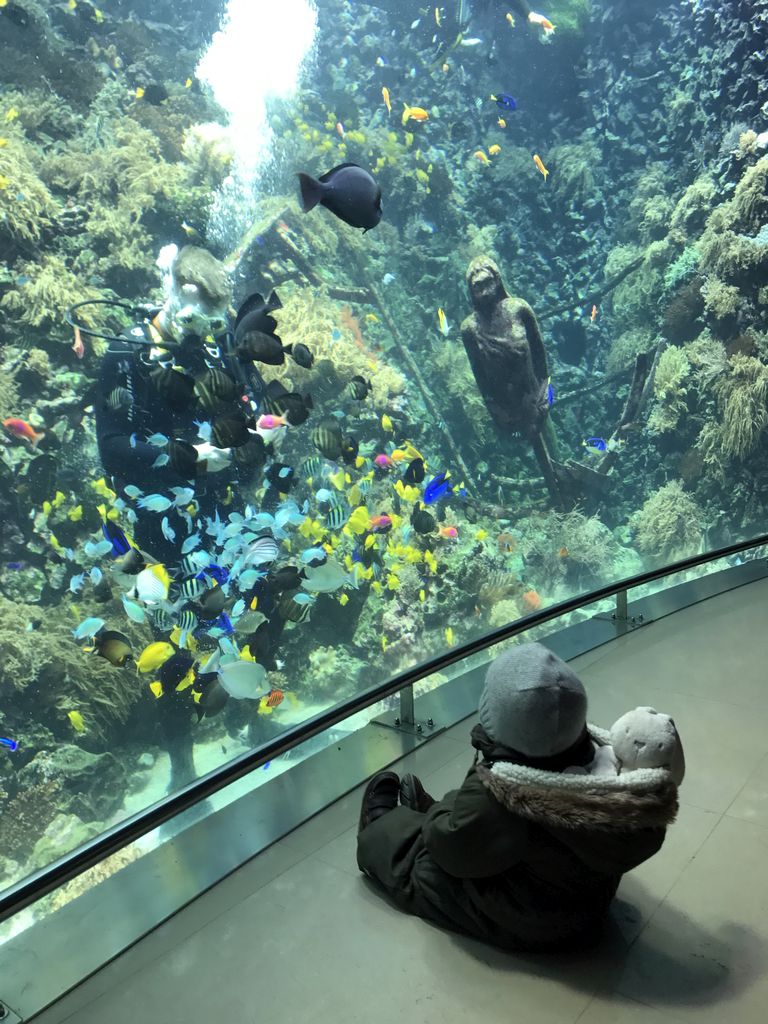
[31,579,768,1024]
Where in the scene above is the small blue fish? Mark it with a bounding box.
[85,539,115,558]
[161,517,176,542]
[231,598,246,617]
[293,592,314,605]
[129,433,138,448]
[171,486,195,506]
[73,616,106,640]
[181,532,201,554]
[147,432,169,447]
[493,92,517,111]
[6,561,25,570]
[124,485,143,499]
[583,437,607,453]
[152,453,170,468]
[331,328,342,342]
[121,594,147,623]
[89,566,103,586]
[382,273,396,285]
[301,547,327,565]
[0,737,18,752]
[137,494,173,513]
[194,420,213,442]
[547,379,554,407]
[69,572,86,594]
[237,569,265,589]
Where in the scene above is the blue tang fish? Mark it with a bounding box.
[492,93,517,112]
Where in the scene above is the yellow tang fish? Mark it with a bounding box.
[366,313,379,323]
[533,153,549,181]
[473,150,491,166]
[4,108,19,123]
[68,710,86,733]
[488,144,501,156]
[185,77,193,88]
[67,504,83,522]
[339,593,349,607]
[445,627,455,647]
[149,681,163,699]
[437,307,448,334]
[382,86,391,114]
[135,86,145,99]
[498,117,506,128]
[347,506,370,535]
[381,414,393,432]
[419,589,426,602]
[386,574,400,591]
[136,641,175,674]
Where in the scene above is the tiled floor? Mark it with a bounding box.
[31,578,768,1024]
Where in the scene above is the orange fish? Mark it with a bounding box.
[558,547,569,558]
[590,304,598,322]
[439,525,458,540]
[336,121,345,137]
[402,104,429,126]
[497,532,517,554]
[263,688,285,709]
[533,154,549,181]
[382,87,391,114]
[3,417,44,446]
[497,117,506,128]
[72,325,85,359]
[521,589,542,612]
[529,11,555,33]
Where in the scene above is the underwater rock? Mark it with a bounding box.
[29,813,103,873]
[21,744,126,821]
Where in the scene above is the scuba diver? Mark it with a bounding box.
[85,244,292,791]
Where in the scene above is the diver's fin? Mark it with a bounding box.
[297,172,325,213]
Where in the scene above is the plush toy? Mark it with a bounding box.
[610,706,685,786]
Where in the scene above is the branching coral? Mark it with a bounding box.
[0,123,58,244]
[632,481,703,562]
[648,346,691,434]
[697,354,768,462]
[1,254,104,330]
[700,275,741,319]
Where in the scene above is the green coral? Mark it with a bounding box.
[664,246,700,291]
[697,354,768,463]
[1,254,103,330]
[0,123,58,244]
[605,327,655,374]
[700,275,741,319]
[632,481,704,562]
[648,346,691,434]
[669,175,717,240]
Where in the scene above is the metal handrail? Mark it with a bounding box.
[1,532,766,922]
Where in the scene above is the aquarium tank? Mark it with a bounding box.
[1,0,767,907]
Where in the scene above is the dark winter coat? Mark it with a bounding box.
[357,725,679,951]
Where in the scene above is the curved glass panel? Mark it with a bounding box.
[1,0,766,900]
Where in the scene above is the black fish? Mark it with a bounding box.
[195,368,239,411]
[411,503,436,535]
[298,163,383,232]
[340,434,359,466]
[92,630,132,667]
[291,343,314,369]
[234,434,268,468]
[150,365,196,410]
[403,458,425,485]
[197,584,231,619]
[212,415,251,449]
[234,289,282,336]
[195,677,228,721]
[159,651,195,690]
[348,375,372,401]
[236,330,291,365]
[312,418,343,460]
[264,462,296,490]
[140,84,168,105]
[265,381,314,426]
[168,439,201,477]
[262,565,304,593]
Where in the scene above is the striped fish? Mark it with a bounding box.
[177,610,198,632]
[178,575,207,601]
[106,387,132,412]
[325,502,350,530]
[243,535,279,567]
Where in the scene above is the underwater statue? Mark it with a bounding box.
[461,256,564,508]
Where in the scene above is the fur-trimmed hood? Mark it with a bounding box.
[477,725,679,834]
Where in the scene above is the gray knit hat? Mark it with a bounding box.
[479,643,587,757]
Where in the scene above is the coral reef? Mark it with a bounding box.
[697,354,768,463]
[648,346,691,434]
[631,481,704,562]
